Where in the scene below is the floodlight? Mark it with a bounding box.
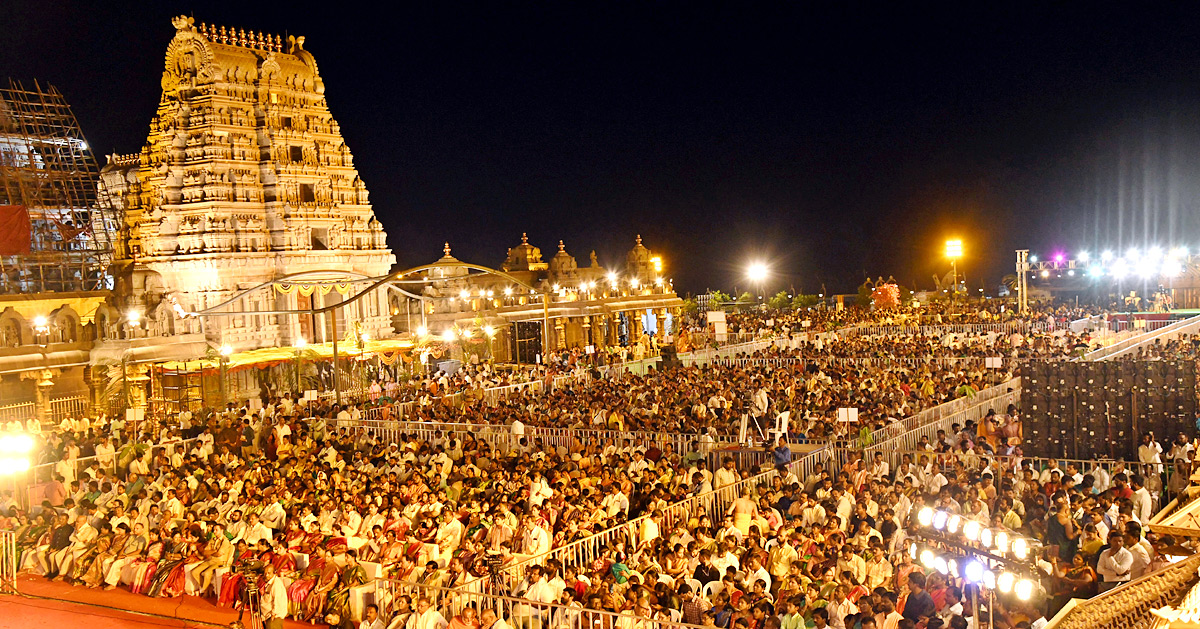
[919,549,936,569]
[963,561,984,583]
[932,510,949,531]
[0,434,34,454]
[1015,579,1034,601]
[994,531,1010,554]
[933,556,948,575]
[997,571,1016,594]
[963,520,982,542]
[917,507,934,528]
[1011,538,1030,560]
[947,514,962,534]
[979,527,994,549]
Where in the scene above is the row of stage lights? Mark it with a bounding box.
[1029,246,1190,280]
[448,275,668,302]
[913,507,1038,601]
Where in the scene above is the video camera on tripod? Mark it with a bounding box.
[228,559,265,629]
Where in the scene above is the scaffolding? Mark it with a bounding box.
[0,79,118,294]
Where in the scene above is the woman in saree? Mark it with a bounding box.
[217,540,257,608]
[80,522,129,588]
[16,512,50,572]
[147,529,194,598]
[300,546,343,622]
[66,521,114,583]
[268,539,297,577]
[325,550,368,623]
[126,530,164,595]
[283,520,305,552]
[287,545,328,618]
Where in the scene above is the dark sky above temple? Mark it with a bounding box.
[6,2,1200,295]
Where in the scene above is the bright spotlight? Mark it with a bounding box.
[1101,250,1114,261]
[947,559,960,579]
[415,325,428,337]
[607,272,618,283]
[947,514,962,534]
[1163,260,1183,277]
[919,549,936,569]
[1127,247,1139,260]
[1015,579,1035,601]
[296,337,307,349]
[219,344,233,356]
[442,329,456,342]
[1040,270,1049,278]
[483,325,495,337]
[980,528,994,549]
[917,507,934,528]
[33,315,47,328]
[1149,246,1163,260]
[963,561,985,583]
[126,309,141,324]
[1012,538,1030,560]
[933,556,948,575]
[747,263,768,283]
[0,434,34,454]
[1029,254,1038,263]
[983,570,996,590]
[1077,251,1089,262]
[963,520,982,542]
[504,287,513,296]
[997,571,1016,594]
[459,290,470,300]
[1111,259,1129,279]
[1172,246,1189,258]
[1136,258,1156,278]
[995,531,1010,554]
[932,510,948,531]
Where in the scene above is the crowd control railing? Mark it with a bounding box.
[1083,314,1200,361]
[493,445,831,589]
[363,579,708,629]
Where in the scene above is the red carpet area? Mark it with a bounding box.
[0,574,313,628]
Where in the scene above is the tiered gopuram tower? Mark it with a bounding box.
[102,16,395,352]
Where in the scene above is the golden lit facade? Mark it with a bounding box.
[101,16,395,354]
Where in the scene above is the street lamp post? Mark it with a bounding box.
[747,262,768,306]
[945,239,963,307]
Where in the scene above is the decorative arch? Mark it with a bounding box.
[0,307,28,348]
[49,305,82,343]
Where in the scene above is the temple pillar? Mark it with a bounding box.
[127,364,151,411]
[33,368,54,426]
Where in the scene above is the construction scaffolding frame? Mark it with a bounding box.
[0,79,118,293]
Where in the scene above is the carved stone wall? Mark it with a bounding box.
[101,17,396,352]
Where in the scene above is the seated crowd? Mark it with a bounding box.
[1,302,1190,629]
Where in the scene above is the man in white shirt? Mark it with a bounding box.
[713,458,739,490]
[242,513,273,546]
[259,562,289,629]
[1139,432,1164,473]
[1096,532,1133,592]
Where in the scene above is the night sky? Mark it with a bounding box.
[6,2,1200,295]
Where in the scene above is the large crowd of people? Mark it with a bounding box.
[1,301,1196,629]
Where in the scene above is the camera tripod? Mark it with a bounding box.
[229,575,262,629]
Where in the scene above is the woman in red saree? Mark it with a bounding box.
[217,541,257,607]
[287,546,327,618]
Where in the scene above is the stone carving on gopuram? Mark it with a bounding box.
[101,16,395,352]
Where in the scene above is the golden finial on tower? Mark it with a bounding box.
[559,240,565,252]
[444,242,452,257]
[521,232,529,245]
[219,25,228,44]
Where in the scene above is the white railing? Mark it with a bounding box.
[0,395,89,425]
[495,445,830,587]
[1083,314,1200,361]
[861,378,1021,447]
[827,385,1023,471]
[840,320,1055,338]
[0,402,34,425]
